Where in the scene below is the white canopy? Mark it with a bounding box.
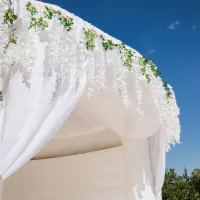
[0,0,180,200]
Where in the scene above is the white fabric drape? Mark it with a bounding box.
[149,128,166,200]
[122,129,166,200]
[1,75,87,179]
[122,137,155,200]
[0,37,87,181]
[16,0,26,17]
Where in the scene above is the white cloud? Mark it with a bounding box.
[144,49,155,55]
[174,20,180,25]
[192,24,197,31]
[168,24,176,30]
[167,21,180,30]
[148,49,155,54]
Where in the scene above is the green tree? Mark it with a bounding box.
[162,168,200,200]
[191,168,200,193]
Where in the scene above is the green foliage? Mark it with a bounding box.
[148,60,161,78]
[27,2,73,31]
[3,35,17,54]
[3,9,18,25]
[28,17,48,30]
[100,35,117,50]
[138,56,151,83]
[26,2,48,30]
[43,6,55,19]
[26,1,38,16]
[192,169,200,194]
[99,34,134,70]
[44,6,74,31]
[3,9,18,54]
[162,168,200,200]
[118,43,134,71]
[162,79,172,99]
[58,15,74,31]
[83,28,98,50]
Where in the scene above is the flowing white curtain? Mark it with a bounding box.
[0,75,87,179]
[122,137,155,200]
[121,128,166,200]
[0,30,87,182]
[149,128,166,200]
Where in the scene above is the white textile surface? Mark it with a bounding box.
[0,37,87,179]
[3,147,125,200]
[149,128,166,200]
[3,145,159,200]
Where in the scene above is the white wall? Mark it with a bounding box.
[3,142,155,200]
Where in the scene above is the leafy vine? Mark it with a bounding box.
[162,79,172,99]
[3,8,17,24]
[86,28,171,98]
[26,2,74,31]
[26,1,38,16]
[26,2,48,30]
[3,29,17,54]
[83,28,98,50]
[100,35,117,50]
[3,7,18,54]
[118,43,134,71]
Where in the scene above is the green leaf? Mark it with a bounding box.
[3,9,18,25]
[84,29,98,50]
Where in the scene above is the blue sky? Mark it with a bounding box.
[43,0,200,173]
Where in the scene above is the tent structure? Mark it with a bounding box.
[0,0,180,200]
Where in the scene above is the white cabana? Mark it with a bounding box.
[0,0,180,200]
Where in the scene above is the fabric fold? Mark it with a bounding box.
[149,128,166,200]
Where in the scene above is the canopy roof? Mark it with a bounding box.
[0,0,180,153]
[33,102,121,159]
